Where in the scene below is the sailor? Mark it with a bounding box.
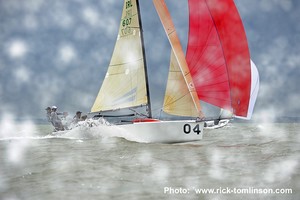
[50,106,64,131]
[72,111,82,124]
[81,115,87,121]
[45,107,52,123]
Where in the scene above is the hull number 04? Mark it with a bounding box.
[183,124,201,135]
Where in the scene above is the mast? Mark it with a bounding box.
[136,0,152,118]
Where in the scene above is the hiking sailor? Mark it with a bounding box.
[50,106,64,131]
[45,107,52,124]
[72,111,82,124]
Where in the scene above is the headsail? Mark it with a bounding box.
[236,60,260,119]
[91,0,150,115]
[163,50,201,117]
[186,0,251,118]
[153,0,203,118]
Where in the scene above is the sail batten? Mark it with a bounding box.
[109,58,143,67]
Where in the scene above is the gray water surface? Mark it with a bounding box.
[0,123,299,199]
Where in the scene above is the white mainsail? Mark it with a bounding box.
[91,0,149,113]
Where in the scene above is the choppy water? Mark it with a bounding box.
[0,122,299,200]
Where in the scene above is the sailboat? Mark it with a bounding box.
[88,0,259,143]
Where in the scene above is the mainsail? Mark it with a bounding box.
[186,0,251,118]
[153,0,203,117]
[91,0,151,115]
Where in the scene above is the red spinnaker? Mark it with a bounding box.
[186,0,251,117]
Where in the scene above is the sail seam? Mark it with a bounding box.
[204,0,232,108]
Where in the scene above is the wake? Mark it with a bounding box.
[0,117,130,142]
[48,118,139,142]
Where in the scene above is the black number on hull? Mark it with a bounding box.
[183,124,201,135]
[193,124,201,135]
[183,124,191,134]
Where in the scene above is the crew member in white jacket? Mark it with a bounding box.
[50,106,64,131]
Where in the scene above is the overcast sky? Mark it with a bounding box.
[0,0,299,121]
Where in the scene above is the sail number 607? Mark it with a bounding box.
[183,124,201,135]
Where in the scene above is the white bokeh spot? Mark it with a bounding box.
[59,44,77,64]
[7,39,28,59]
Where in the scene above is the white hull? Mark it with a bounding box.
[118,120,203,143]
[51,119,204,143]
